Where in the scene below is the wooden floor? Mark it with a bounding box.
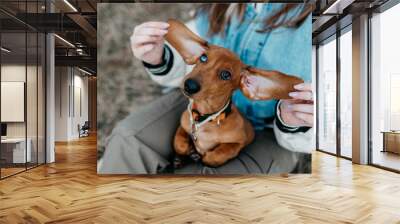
[1,167,26,178]
[373,150,400,171]
[1,135,400,223]
[1,163,44,178]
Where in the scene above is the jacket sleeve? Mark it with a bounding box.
[143,20,198,87]
[273,100,314,153]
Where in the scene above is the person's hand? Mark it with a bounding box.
[130,21,169,65]
[279,83,314,127]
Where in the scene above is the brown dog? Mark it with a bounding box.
[166,19,303,167]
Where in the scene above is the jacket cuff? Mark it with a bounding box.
[142,45,174,76]
[275,100,311,133]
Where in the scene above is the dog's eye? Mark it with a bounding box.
[199,54,208,63]
[219,70,231,80]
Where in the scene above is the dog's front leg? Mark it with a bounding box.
[202,143,242,167]
[174,126,191,156]
[174,126,201,168]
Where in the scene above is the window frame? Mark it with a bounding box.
[315,24,352,161]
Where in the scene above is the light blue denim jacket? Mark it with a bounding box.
[195,4,312,130]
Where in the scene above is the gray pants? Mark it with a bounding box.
[99,90,310,174]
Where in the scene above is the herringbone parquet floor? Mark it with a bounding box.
[1,134,400,224]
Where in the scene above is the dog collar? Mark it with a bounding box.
[187,99,232,141]
[191,101,232,123]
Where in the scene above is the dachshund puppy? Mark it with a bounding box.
[166,19,303,167]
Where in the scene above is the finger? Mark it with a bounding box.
[134,44,155,57]
[290,104,314,114]
[289,91,313,101]
[294,112,313,127]
[139,21,170,29]
[279,100,292,111]
[294,82,312,91]
[280,98,303,106]
[132,35,163,46]
[136,27,168,37]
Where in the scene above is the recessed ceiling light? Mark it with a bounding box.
[1,47,11,53]
[63,0,78,12]
[78,67,93,76]
[54,34,75,48]
[323,0,355,15]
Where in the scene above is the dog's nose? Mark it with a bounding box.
[184,78,201,95]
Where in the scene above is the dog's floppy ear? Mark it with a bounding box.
[165,19,208,65]
[240,66,304,100]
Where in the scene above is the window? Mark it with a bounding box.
[339,29,352,158]
[317,36,337,154]
[0,1,47,179]
[370,3,400,171]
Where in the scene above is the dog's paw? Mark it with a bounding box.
[173,156,185,169]
[189,151,202,162]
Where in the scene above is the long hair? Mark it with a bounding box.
[196,2,315,37]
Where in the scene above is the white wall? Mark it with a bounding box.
[54,67,89,141]
[1,82,25,122]
[73,74,89,137]
[55,67,69,141]
[1,63,46,164]
[1,65,26,132]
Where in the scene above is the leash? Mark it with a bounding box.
[187,99,231,141]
